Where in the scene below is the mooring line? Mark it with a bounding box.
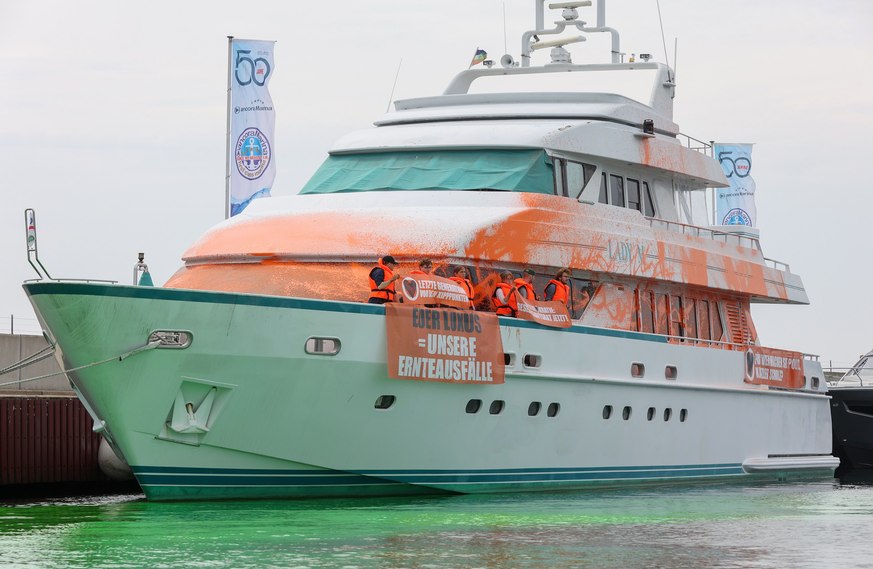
[0,340,162,388]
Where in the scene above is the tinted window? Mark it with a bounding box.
[627,179,642,212]
[643,182,655,217]
[639,290,655,334]
[712,303,725,342]
[670,295,684,337]
[565,161,586,198]
[610,175,625,207]
[569,280,599,320]
[698,300,711,341]
[656,293,669,335]
[685,299,698,339]
[554,158,566,196]
[599,172,608,204]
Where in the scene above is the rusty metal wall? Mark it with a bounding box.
[0,396,103,485]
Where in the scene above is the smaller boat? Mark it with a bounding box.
[829,350,873,468]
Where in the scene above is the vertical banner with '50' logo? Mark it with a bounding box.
[229,39,276,216]
[715,143,756,227]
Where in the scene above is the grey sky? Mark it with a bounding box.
[1,1,871,365]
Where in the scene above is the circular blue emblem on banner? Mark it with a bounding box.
[722,208,752,226]
[235,127,271,180]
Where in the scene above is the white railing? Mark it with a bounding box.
[677,133,713,157]
[647,218,761,251]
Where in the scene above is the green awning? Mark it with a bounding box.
[299,150,555,195]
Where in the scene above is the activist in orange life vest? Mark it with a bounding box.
[492,271,518,316]
[544,267,571,304]
[368,255,401,304]
[410,258,433,275]
[449,266,475,309]
[514,268,538,301]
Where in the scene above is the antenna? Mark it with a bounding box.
[655,0,672,81]
[503,3,508,55]
[673,37,678,81]
[386,58,403,113]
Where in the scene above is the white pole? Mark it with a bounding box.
[224,36,234,220]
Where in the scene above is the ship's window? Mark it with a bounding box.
[669,295,684,338]
[647,407,655,421]
[622,406,632,420]
[697,300,711,341]
[523,354,542,368]
[627,178,642,212]
[434,264,478,285]
[569,280,599,320]
[553,158,566,196]
[665,365,678,379]
[489,400,505,415]
[811,377,820,389]
[643,182,656,217]
[504,352,516,366]
[664,408,673,421]
[528,402,542,416]
[655,294,669,335]
[374,395,396,410]
[599,172,608,204]
[685,299,698,339]
[466,399,482,414]
[305,337,341,355]
[547,403,560,417]
[638,290,655,334]
[610,174,625,207]
[631,363,645,378]
[603,405,613,419]
[680,409,688,422]
[565,161,584,198]
[712,303,725,342]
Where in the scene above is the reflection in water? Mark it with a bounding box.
[2,481,873,568]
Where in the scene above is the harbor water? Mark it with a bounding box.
[3,475,873,568]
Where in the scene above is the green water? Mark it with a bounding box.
[2,480,873,568]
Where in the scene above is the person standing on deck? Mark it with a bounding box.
[410,258,433,275]
[368,255,400,304]
[450,266,475,309]
[492,271,518,316]
[514,268,537,301]
[544,268,571,304]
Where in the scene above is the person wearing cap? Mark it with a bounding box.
[368,255,400,304]
[544,267,571,304]
[492,271,518,316]
[450,266,475,309]
[410,258,433,275]
[514,268,538,301]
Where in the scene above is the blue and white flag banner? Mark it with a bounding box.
[230,39,276,216]
[715,143,756,227]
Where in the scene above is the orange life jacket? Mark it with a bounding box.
[492,282,516,316]
[545,279,569,304]
[368,261,396,302]
[450,276,475,309]
[410,270,428,275]
[514,278,537,302]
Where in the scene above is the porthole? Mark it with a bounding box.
[602,405,613,419]
[305,337,341,355]
[466,399,482,414]
[523,354,542,368]
[504,353,516,366]
[489,400,505,415]
[528,402,542,417]
[631,363,645,378]
[679,409,688,422]
[547,403,560,417]
[374,395,395,410]
[665,366,677,380]
[664,408,672,421]
[647,407,655,421]
[622,406,632,420]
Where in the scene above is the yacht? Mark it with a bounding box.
[24,0,837,500]
[829,350,873,469]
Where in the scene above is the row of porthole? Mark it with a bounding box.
[603,405,688,422]
[465,399,560,417]
[632,363,678,380]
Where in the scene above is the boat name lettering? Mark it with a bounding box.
[608,240,648,264]
[396,356,494,382]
